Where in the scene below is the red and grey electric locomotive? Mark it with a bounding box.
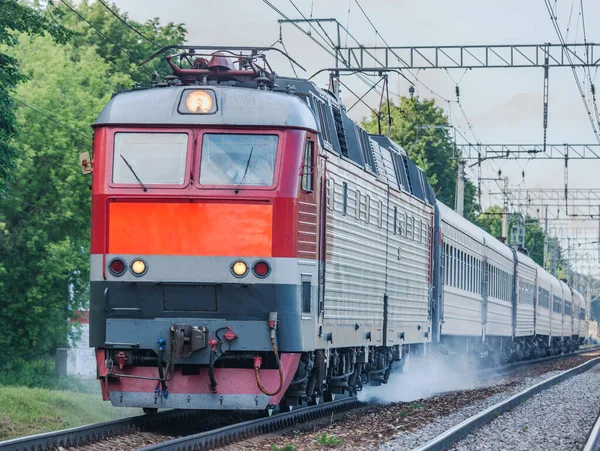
[88,46,588,413]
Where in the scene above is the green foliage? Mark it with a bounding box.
[475,205,503,239]
[0,2,186,370]
[0,0,70,184]
[361,97,479,220]
[411,402,427,410]
[0,356,97,393]
[475,206,547,267]
[397,409,409,417]
[272,445,296,451]
[58,0,186,83]
[316,433,342,446]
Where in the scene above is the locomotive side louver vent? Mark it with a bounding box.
[370,141,386,180]
[402,155,414,193]
[357,128,377,173]
[331,105,349,157]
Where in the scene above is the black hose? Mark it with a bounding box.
[208,349,218,393]
[330,365,356,381]
[157,347,168,393]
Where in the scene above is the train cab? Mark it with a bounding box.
[89,55,322,410]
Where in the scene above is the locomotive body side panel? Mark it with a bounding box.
[321,158,388,347]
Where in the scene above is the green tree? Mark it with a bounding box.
[475,205,503,238]
[361,97,479,220]
[58,0,186,83]
[0,3,186,367]
[476,206,548,267]
[0,0,70,183]
[0,33,131,363]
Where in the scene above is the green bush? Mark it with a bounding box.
[0,358,98,394]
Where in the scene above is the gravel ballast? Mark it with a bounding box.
[448,362,600,451]
[222,352,600,450]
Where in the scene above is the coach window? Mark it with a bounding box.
[459,251,464,290]
[393,207,398,234]
[113,132,188,185]
[468,255,472,292]
[450,247,455,287]
[444,244,449,284]
[301,140,314,192]
[342,182,348,216]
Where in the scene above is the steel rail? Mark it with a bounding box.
[1,346,597,451]
[582,409,600,451]
[469,345,600,379]
[137,397,361,450]
[413,356,600,451]
[0,409,205,451]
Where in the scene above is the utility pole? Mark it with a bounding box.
[543,205,549,271]
[455,160,465,216]
[502,177,509,241]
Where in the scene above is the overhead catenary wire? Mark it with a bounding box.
[0,192,90,225]
[9,95,92,142]
[267,0,399,105]
[97,0,161,48]
[578,0,600,129]
[59,0,153,74]
[353,0,452,104]
[543,0,600,145]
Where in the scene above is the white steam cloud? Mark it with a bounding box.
[359,354,484,403]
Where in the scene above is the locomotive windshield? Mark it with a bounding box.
[113,132,188,185]
[199,134,278,186]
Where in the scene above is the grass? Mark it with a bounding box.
[411,402,427,410]
[0,383,138,441]
[316,433,342,446]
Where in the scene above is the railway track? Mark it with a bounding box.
[1,346,598,451]
[413,355,600,451]
[583,405,600,451]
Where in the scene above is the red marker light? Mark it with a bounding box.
[109,258,126,276]
[253,261,270,278]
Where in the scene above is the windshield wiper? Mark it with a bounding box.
[234,147,254,194]
[120,154,147,192]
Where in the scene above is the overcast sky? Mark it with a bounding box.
[109,0,600,271]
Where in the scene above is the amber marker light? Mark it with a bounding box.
[231,260,248,278]
[130,259,147,276]
[185,90,213,113]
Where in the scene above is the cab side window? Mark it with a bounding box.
[301,140,314,192]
